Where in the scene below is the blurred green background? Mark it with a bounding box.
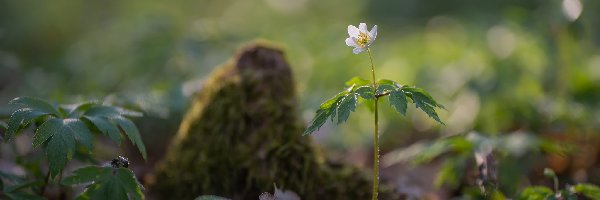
[1,0,600,198]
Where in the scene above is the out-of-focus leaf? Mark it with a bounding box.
[9,97,61,117]
[63,166,144,200]
[573,184,600,200]
[4,192,46,200]
[518,186,553,200]
[112,116,147,160]
[345,76,371,87]
[195,195,231,200]
[434,158,464,188]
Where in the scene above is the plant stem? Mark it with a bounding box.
[368,48,379,200]
[40,171,50,196]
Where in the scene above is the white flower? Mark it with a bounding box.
[345,23,378,54]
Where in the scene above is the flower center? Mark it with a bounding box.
[356,32,370,47]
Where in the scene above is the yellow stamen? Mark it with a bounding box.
[357,32,370,47]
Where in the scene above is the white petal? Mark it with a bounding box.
[359,23,367,33]
[369,25,378,40]
[348,25,359,37]
[345,37,357,47]
[353,47,364,54]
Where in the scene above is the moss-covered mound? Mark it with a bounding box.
[151,42,395,199]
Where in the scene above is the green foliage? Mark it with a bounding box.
[303,77,444,135]
[572,184,600,200]
[519,186,553,200]
[3,96,147,178]
[195,195,231,200]
[0,172,45,200]
[62,166,144,200]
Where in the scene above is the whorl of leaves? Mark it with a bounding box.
[62,165,144,200]
[303,77,445,135]
[3,97,146,177]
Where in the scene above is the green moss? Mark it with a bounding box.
[151,41,396,199]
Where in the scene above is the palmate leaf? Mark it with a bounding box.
[112,116,147,160]
[5,109,54,142]
[402,87,445,125]
[63,166,144,200]
[9,97,61,117]
[336,94,357,124]
[34,118,94,177]
[82,105,146,160]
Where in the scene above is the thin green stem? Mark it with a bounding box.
[368,48,379,200]
[40,171,50,196]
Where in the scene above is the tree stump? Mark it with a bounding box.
[151,41,395,199]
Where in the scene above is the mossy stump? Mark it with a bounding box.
[152,42,394,199]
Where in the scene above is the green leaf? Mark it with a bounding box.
[376,79,398,94]
[337,94,357,124]
[36,118,94,177]
[389,90,408,115]
[5,108,52,142]
[9,97,61,117]
[4,181,44,192]
[573,184,600,200]
[84,106,142,118]
[64,166,144,200]
[4,192,46,200]
[67,102,99,118]
[303,109,330,136]
[303,91,347,136]
[355,86,375,100]
[112,117,147,160]
[195,195,231,200]
[84,116,122,144]
[519,186,553,200]
[345,76,371,87]
[403,87,445,125]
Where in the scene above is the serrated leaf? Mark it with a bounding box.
[389,90,408,115]
[303,109,330,136]
[376,79,398,94]
[84,106,143,118]
[519,186,553,200]
[67,102,99,118]
[5,108,52,142]
[355,86,375,100]
[112,117,147,160]
[36,118,94,177]
[337,94,357,124]
[345,76,371,87]
[64,166,144,200]
[573,184,600,200]
[9,97,61,117]
[403,87,445,125]
[403,87,445,109]
[46,125,76,177]
[84,116,121,144]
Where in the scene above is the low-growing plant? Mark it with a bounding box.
[1,96,146,199]
[302,22,445,200]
